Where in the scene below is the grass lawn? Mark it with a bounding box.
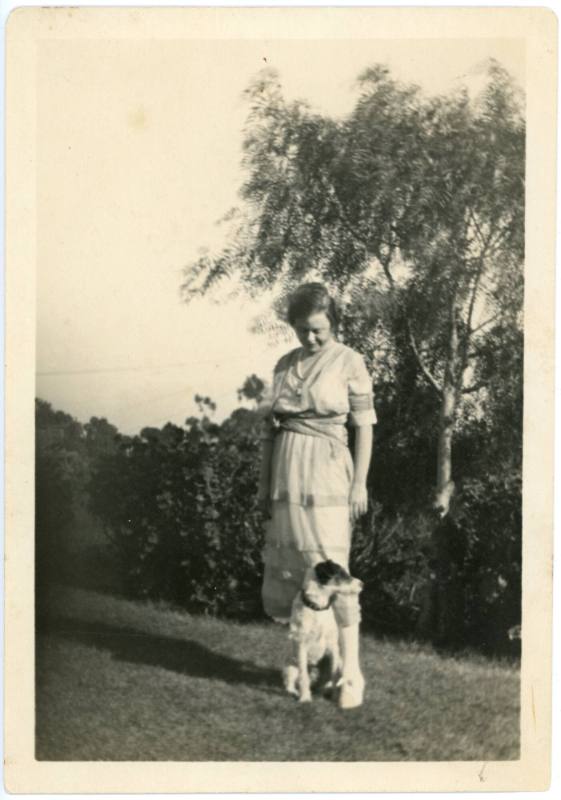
[36,585,520,761]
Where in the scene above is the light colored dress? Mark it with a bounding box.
[259,339,377,623]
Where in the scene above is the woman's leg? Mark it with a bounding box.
[332,592,365,709]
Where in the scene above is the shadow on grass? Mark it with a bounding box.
[38,615,281,693]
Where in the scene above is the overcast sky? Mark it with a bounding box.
[36,37,524,434]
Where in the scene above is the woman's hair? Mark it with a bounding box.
[287,282,339,331]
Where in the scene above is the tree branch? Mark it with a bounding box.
[458,211,498,380]
[471,314,500,335]
[407,322,443,396]
[465,272,481,336]
[330,189,370,252]
[466,347,484,360]
[468,209,505,267]
[371,242,396,291]
[462,380,487,394]
[468,208,488,249]
[100,522,125,553]
[487,221,512,255]
[459,260,484,378]
[380,255,396,291]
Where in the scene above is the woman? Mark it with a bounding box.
[257,282,376,709]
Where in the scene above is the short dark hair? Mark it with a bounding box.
[287,282,339,331]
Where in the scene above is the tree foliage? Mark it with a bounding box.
[184,62,523,400]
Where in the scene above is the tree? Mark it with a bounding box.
[237,374,266,406]
[35,400,87,598]
[182,61,524,641]
[184,60,523,498]
[84,416,120,458]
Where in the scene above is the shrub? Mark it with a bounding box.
[87,404,521,655]
[88,408,266,619]
[30,364,514,658]
[454,470,522,654]
[349,468,521,657]
[350,502,432,636]
[35,446,77,594]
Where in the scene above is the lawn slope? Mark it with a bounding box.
[36,586,520,761]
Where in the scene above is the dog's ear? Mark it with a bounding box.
[314,560,350,585]
[313,561,337,585]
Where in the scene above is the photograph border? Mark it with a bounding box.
[4,5,556,793]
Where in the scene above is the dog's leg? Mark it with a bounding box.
[323,646,342,697]
[298,643,312,703]
[283,665,299,697]
[283,636,300,697]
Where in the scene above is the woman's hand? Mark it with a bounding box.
[349,482,368,522]
[350,426,373,522]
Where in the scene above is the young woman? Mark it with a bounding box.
[257,282,375,709]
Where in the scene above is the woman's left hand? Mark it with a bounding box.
[349,482,368,522]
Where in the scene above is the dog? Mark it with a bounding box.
[282,560,363,703]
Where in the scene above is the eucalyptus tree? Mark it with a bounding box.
[183,61,524,518]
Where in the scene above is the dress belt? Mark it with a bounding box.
[272,414,348,456]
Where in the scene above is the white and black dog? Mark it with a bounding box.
[283,560,363,703]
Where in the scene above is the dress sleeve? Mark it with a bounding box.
[347,351,377,427]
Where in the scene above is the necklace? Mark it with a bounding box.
[294,349,322,382]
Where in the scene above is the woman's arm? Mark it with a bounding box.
[349,425,373,522]
[257,439,274,517]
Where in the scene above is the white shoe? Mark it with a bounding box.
[337,674,365,709]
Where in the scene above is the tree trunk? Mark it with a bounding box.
[417,305,465,644]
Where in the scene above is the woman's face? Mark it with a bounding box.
[293,312,333,354]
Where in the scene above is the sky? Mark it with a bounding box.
[36,36,525,434]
